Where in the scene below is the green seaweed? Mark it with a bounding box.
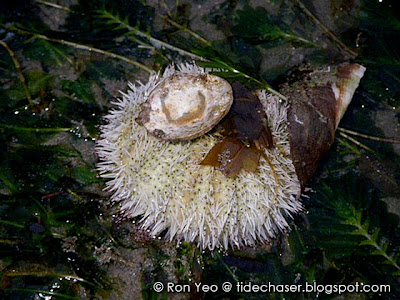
[233,5,320,49]
[359,0,400,107]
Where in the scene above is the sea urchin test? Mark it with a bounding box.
[96,62,365,250]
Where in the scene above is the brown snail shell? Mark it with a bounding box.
[281,63,366,189]
[136,73,233,140]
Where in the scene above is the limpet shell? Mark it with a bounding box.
[136,73,233,140]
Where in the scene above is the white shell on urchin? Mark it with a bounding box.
[136,73,233,140]
[96,62,302,250]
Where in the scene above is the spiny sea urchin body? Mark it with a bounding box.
[96,63,302,250]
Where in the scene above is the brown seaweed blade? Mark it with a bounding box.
[201,137,260,177]
[220,82,274,148]
[201,82,273,177]
[282,63,366,189]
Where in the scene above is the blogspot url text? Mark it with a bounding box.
[152,281,390,295]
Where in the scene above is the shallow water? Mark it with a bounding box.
[0,0,399,299]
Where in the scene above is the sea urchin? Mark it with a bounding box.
[97,62,314,250]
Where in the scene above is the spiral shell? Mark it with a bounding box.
[136,73,233,140]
